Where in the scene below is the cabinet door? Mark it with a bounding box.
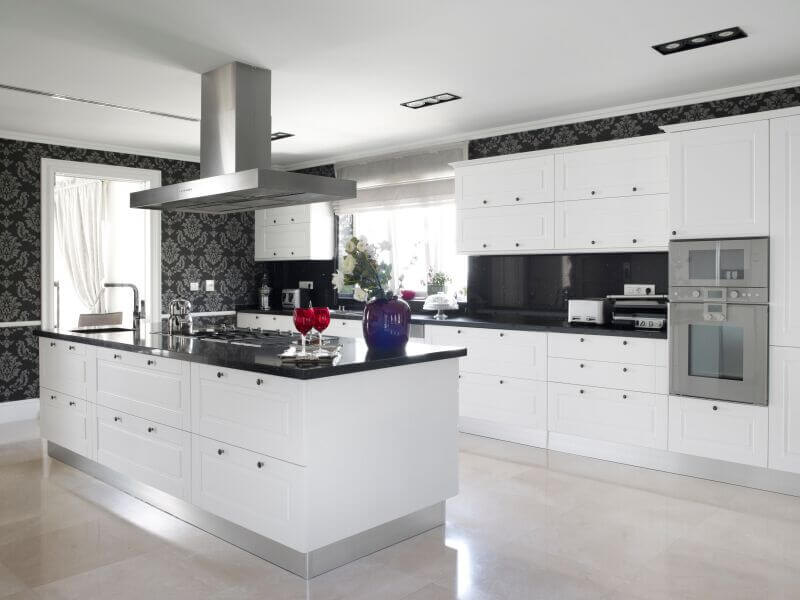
[554,194,668,250]
[554,140,668,201]
[191,434,307,551]
[96,405,191,500]
[40,387,90,457]
[236,313,294,331]
[258,205,311,226]
[669,121,769,239]
[547,333,665,366]
[769,347,800,473]
[96,349,191,429]
[459,373,547,428]
[255,224,310,260]
[457,204,554,254]
[668,395,768,467]
[548,383,667,449]
[326,318,362,339]
[457,155,554,209]
[548,357,662,393]
[770,115,800,347]
[39,339,87,399]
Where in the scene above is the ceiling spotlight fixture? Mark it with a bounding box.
[270,131,294,141]
[401,92,461,109]
[652,26,747,55]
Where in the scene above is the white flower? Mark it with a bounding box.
[358,235,368,243]
[356,240,367,252]
[353,286,368,302]
[379,240,391,251]
[345,239,356,253]
[342,255,356,275]
[331,270,344,290]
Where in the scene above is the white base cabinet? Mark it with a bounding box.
[39,338,89,399]
[769,346,800,473]
[668,395,768,467]
[236,312,294,331]
[40,387,93,459]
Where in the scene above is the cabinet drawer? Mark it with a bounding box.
[457,155,554,209]
[548,333,664,366]
[548,357,662,393]
[191,434,307,551]
[236,313,294,331]
[457,204,554,254]
[96,405,191,500]
[548,383,667,449]
[96,348,190,429]
[40,387,90,457]
[39,338,88,399]
[258,205,311,226]
[192,364,305,465]
[459,373,547,430]
[426,325,547,380]
[326,318,362,339]
[668,395,768,467]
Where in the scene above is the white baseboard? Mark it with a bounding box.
[459,417,547,448]
[0,398,40,424]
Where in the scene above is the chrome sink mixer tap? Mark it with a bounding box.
[168,299,193,335]
[104,283,145,332]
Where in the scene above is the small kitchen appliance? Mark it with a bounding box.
[281,288,311,310]
[607,288,668,330]
[567,299,610,325]
[669,237,769,405]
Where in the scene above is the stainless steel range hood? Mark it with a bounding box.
[130,62,355,213]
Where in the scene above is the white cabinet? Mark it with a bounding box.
[554,194,669,250]
[548,383,667,450]
[456,155,554,209]
[40,387,93,458]
[237,312,294,331]
[768,347,800,473]
[548,357,664,394]
[770,114,800,347]
[255,203,334,261]
[554,139,668,201]
[96,405,191,500]
[191,434,307,551]
[668,121,769,239]
[95,348,191,430]
[191,364,306,465]
[668,395,768,467]
[326,318,363,339]
[39,338,88,399]
[548,333,666,367]
[457,203,554,254]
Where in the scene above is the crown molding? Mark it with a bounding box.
[281,72,800,171]
[0,128,199,163]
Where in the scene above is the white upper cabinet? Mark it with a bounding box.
[254,203,334,261]
[770,114,800,347]
[668,121,769,239]
[456,155,554,209]
[457,203,554,254]
[554,140,668,201]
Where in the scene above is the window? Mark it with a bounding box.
[337,202,467,299]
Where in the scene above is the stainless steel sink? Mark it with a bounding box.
[70,327,134,333]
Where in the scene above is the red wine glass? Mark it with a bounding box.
[293,307,315,356]
[313,307,331,350]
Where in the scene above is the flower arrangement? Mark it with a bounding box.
[425,268,451,295]
[332,236,393,302]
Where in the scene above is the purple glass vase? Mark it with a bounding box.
[362,295,411,352]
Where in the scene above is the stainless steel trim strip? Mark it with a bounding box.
[47,442,445,578]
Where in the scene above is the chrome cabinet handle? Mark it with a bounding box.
[622,367,628,372]
[113,353,121,359]
[622,394,628,399]
[257,461,265,469]
[499,380,504,384]
[68,401,76,406]
[256,378,264,386]
[579,389,584,394]
[579,363,585,368]
[147,426,155,433]
[622,340,628,346]
[50,341,56,347]
[712,405,718,411]
[68,345,76,350]
[147,359,155,366]
[113,416,121,422]
[632,186,638,192]
[50,394,56,400]
[217,372,224,378]
[579,337,585,342]
[217,448,225,455]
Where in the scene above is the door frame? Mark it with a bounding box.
[40,158,162,329]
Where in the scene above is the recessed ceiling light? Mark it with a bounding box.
[401,92,461,109]
[270,131,294,141]
[652,26,747,55]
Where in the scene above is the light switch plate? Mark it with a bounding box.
[299,281,314,290]
[624,283,655,296]
[204,280,215,292]
[190,282,200,291]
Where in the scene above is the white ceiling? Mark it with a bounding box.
[2,0,800,167]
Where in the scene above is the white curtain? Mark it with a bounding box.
[54,178,108,312]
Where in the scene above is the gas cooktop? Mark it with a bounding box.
[155,326,297,347]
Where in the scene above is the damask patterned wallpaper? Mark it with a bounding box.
[0,137,254,402]
[469,86,800,158]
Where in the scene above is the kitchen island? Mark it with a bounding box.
[36,327,465,578]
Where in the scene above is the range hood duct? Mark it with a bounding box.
[130,62,355,213]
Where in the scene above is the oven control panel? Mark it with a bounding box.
[670,286,768,304]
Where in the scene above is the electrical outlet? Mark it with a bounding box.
[190,282,200,291]
[624,283,655,296]
[299,281,314,290]
[204,280,215,292]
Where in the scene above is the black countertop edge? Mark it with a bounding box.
[35,329,467,380]
[236,308,668,340]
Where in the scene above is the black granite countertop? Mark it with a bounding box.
[36,328,466,380]
[237,308,668,339]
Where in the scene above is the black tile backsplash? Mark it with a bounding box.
[253,260,337,309]
[467,252,668,315]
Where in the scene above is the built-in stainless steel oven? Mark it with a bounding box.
[669,238,769,405]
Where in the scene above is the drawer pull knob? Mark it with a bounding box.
[579,389,584,394]
[499,379,504,384]
[147,427,155,433]
[256,378,264,386]
[147,359,155,366]
[114,416,121,422]
[632,239,637,244]
[579,337,585,342]
[591,240,596,245]
[671,230,677,236]
[257,461,265,469]
[515,242,520,247]
[482,243,487,248]
[591,190,596,195]
[457,330,462,334]
[113,353,121,359]
[499,333,504,337]
[217,448,225,455]
[579,363,585,368]
[50,394,56,400]
[622,367,628,372]
[622,394,628,399]
[68,401,76,406]
[482,199,488,204]
[217,372,224,378]
[68,345,76,350]
[50,341,56,347]
[632,186,638,192]
[712,405,718,411]
[515,196,520,202]
[622,341,628,346]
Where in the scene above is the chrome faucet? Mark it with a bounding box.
[104,283,144,331]
[168,299,193,335]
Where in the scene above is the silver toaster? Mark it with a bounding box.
[567,299,610,325]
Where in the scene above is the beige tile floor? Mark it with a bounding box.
[1,420,800,599]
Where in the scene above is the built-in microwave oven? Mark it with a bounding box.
[669,238,769,406]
